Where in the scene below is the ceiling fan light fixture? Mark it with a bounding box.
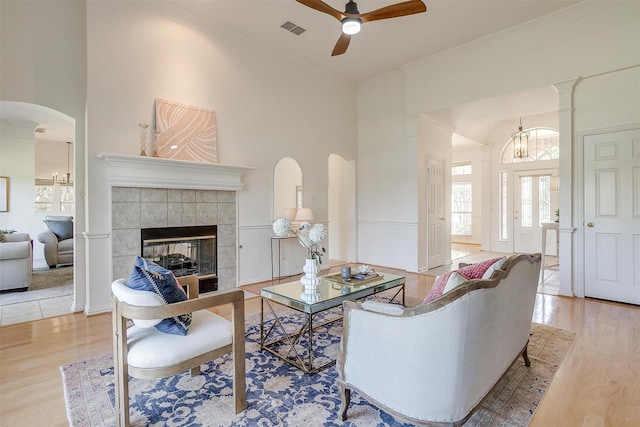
[341,17,361,35]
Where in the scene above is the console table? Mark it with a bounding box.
[270,235,297,283]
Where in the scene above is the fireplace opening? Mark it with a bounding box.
[141,225,217,293]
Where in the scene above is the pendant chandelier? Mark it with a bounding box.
[512,118,529,159]
[64,141,72,183]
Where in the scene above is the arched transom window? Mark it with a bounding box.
[501,128,559,164]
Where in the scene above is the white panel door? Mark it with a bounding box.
[584,128,640,305]
[513,170,554,254]
[427,158,445,269]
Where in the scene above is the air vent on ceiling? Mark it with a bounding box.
[35,127,46,133]
[281,21,306,36]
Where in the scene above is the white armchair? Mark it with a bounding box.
[0,233,32,291]
[110,275,246,427]
[336,253,541,426]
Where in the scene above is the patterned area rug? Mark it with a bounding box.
[61,307,574,427]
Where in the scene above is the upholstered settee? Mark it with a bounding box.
[0,232,33,291]
[337,253,542,426]
[38,215,73,268]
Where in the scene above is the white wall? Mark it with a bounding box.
[574,67,640,131]
[328,153,356,263]
[402,1,639,114]
[417,115,453,270]
[35,139,74,180]
[1,0,87,310]
[357,70,419,271]
[79,1,357,312]
[357,1,639,285]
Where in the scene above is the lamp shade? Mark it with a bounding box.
[282,208,298,221]
[294,208,315,222]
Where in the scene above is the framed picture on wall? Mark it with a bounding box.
[154,98,218,163]
[0,176,8,212]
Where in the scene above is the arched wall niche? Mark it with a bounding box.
[273,157,302,220]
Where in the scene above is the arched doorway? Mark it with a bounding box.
[328,153,356,264]
[0,101,76,324]
[498,127,559,255]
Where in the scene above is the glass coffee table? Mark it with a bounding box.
[260,271,405,374]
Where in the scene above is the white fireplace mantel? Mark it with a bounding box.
[97,153,253,191]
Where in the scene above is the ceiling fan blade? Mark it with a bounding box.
[296,0,344,21]
[360,0,427,23]
[331,33,351,56]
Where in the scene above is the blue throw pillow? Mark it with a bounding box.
[43,219,73,241]
[126,256,192,335]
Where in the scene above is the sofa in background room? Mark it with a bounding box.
[0,232,33,291]
[38,215,74,268]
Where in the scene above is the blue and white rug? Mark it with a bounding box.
[61,306,574,427]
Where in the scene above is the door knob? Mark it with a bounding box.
[587,222,594,228]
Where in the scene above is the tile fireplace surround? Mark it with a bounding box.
[98,153,252,299]
[111,187,237,290]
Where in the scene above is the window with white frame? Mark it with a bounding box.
[35,180,74,212]
[451,164,472,236]
[499,171,508,240]
[501,128,559,164]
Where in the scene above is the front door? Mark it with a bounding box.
[513,170,555,254]
[427,158,445,269]
[584,128,640,305]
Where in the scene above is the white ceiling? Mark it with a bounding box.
[1,1,579,144]
[166,0,581,83]
[164,0,576,142]
[0,101,74,143]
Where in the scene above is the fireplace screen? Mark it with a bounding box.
[141,225,217,292]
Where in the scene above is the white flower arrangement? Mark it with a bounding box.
[272,218,327,263]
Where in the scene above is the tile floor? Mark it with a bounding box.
[0,294,74,326]
[0,258,75,326]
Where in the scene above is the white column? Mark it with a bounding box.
[552,78,581,297]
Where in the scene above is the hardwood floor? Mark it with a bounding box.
[0,264,638,426]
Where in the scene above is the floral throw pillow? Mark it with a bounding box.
[126,256,192,335]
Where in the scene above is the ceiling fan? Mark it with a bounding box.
[296,0,427,56]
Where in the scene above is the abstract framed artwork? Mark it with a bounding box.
[0,176,8,212]
[154,98,217,163]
